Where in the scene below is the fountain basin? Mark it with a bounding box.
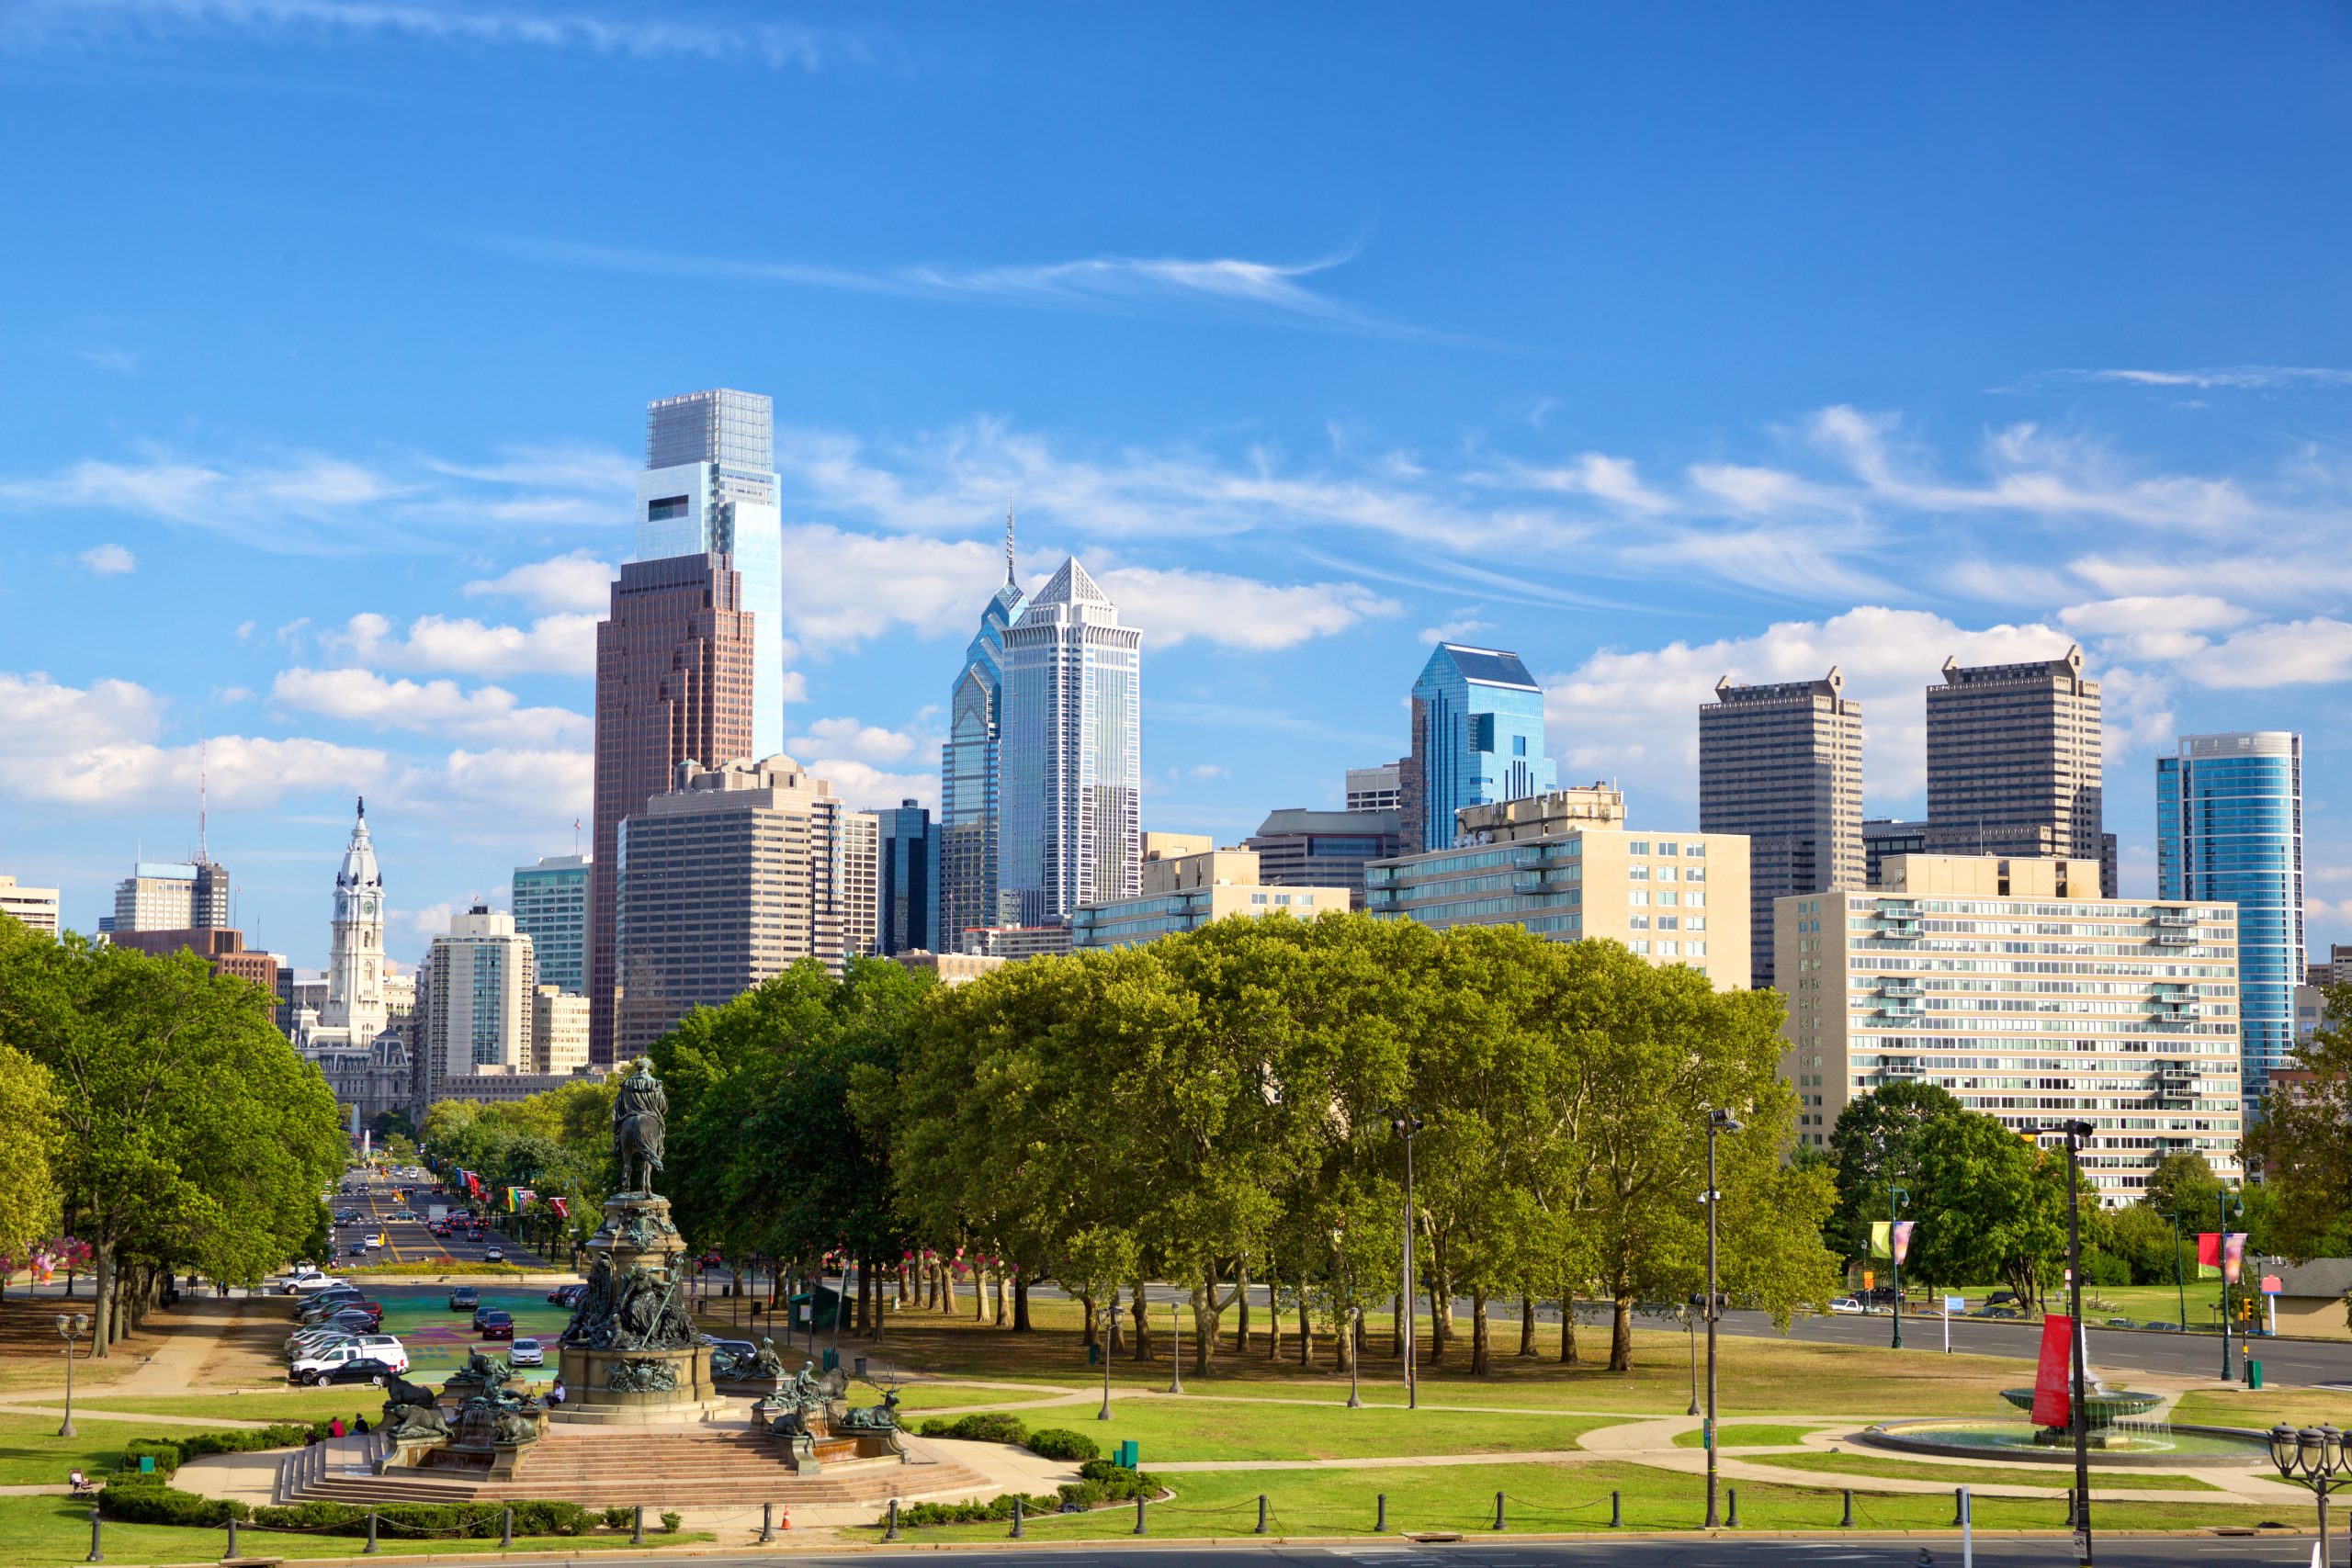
[1997,1386,2164,1421]
[1861,1418,2267,1467]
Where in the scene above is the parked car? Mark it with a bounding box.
[548,1284,583,1307]
[448,1287,480,1312]
[1827,1296,1866,1315]
[311,1356,401,1388]
[508,1337,544,1368]
[477,1311,514,1342]
[280,1271,340,1295]
[483,1246,505,1263]
[702,1337,756,1365]
[471,1303,503,1331]
[289,1339,409,1383]
[299,1291,367,1321]
[324,1304,383,1332]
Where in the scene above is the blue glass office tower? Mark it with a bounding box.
[875,800,939,956]
[938,517,1027,949]
[511,853,590,994]
[2157,731,2304,1110]
[1405,643,1556,852]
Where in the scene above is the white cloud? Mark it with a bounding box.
[270,667,588,745]
[462,550,616,613]
[1421,617,1495,646]
[75,345,141,374]
[2188,618,2352,689]
[332,610,597,677]
[779,525,1009,648]
[424,746,593,819]
[2066,367,2352,391]
[786,716,922,765]
[1092,566,1398,650]
[800,758,938,814]
[2058,595,2252,637]
[77,542,135,575]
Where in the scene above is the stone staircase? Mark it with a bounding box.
[279,1428,993,1512]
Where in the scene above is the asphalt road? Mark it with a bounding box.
[325,1168,553,1271]
[568,1537,2327,1567]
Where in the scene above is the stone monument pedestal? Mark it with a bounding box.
[551,1189,716,1424]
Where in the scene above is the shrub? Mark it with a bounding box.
[914,1412,1029,1445]
[660,1511,683,1534]
[99,1478,250,1527]
[120,1438,184,1478]
[248,1499,594,1538]
[894,1492,1061,1528]
[602,1506,634,1530]
[1024,1427,1099,1462]
[122,1422,318,1480]
[1058,1462,1156,1508]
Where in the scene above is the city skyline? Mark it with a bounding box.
[2,7,2347,971]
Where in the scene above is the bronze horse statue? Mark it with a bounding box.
[613,1061,668,1194]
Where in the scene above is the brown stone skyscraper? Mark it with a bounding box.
[590,553,754,1065]
[1925,645,2108,891]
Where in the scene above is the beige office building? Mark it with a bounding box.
[892,950,1011,986]
[531,986,591,1075]
[1072,847,1350,950]
[1699,670,1863,991]
[1366,795,1752,989]
[422,906,538,1094]
[1926,646,2110,892]
[1776,854,2240,1201]
[615,755,877,1056]
[0,875,61,937]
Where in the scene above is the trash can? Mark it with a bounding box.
[1087,1343,1102,1365]
[1117,1440,1139,1468]
[854,1357,867,1377]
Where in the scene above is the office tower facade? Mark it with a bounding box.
[1366,822,1750,988]
[589,553,756,1064]
[939,523,1028,948]
[1860,818,1928,889]
[1699,669,1863,991]
[875,801,938,956]
[1246,808,1403,909]
[1777,854,2241,1200]
[614,756,876,1057]
[0,875,61,937]
[1346,762,1404,813]
[2311,943,2352,988]
[110,863,198,932]
[422,906,537,1093]
[841,810,880,960]
[110,927,279,997]
[531,986,591,1076]
[636,389,786,759]
[1072,846,1350,949]
[1926,646,2107,886]
[512,854,590,995]
[1405,644,1556,855]
[998,557,1143,926]
[2158,731,2305,1107]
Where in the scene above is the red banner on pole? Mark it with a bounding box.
[2031,1313,2074,1428]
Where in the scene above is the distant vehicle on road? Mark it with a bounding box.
[1827,1296,1866,1314]
[281,1272,341,1295]
[477,1311,514,1341]
[548,1284,583,1307]
[448,1287,480,1312]
[310,1356,401,1387]
[483,1246,504,1263]
[508,1337,544,1367]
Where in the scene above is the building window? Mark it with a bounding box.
[647,495,690,522]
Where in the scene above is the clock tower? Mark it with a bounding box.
[320,797,388,1043]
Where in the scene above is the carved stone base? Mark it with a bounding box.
[554,1342,717,1419]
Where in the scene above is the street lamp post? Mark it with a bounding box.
[2028,1120,2097,1568]
[1332,1227,1362,1410]
[1683,1299,1700,1417]
[55,1313,90,1438]
[2269,1421,2347,1565]
[1887,1169,1908,1352]
[1098,1300,1115,1421]
[1392,1109,1423,1412]
[1167,1299,1183,1395]
[2217,1190,2242,1382]
[1702,1106,1741,1529]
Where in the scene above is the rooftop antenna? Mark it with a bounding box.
[573,816,582,857]
[196,735,210,864]
[1005,500,1017,586]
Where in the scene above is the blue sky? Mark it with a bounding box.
[4,2,2349,971]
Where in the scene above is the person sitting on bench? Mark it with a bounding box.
[69,1471,96,1495]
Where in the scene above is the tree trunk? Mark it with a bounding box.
[1235,1260,1250,1353]
[1079,1287,1098,1348]
[1391,1292,1403,1358]
[1190,1276,1220,1375]
[996,1269,1010,1328]
[1013,1273,1033,1333]
[91,1240,114,1357]
[1268,1286,1285,1362]
[1519,1292,1538,1357]
[1427,1276,1453,1363]
[1471,1291,1492,1376]
[941,1261,958,1316]
[1559,1287,1579,1365]
[1608,1292,1634,1372]
[923,1260,939,1312]
[1298,1283,1313,1367]
[1129,1280,1153,1361]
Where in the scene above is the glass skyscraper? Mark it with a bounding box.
[511,854,590,995]
[939,524,1027,949]
[998,556,1142,926]
[2157,731,2304,1108]
[1406,643,1557,852]
[636,389,786,759]
[874,800,939,956]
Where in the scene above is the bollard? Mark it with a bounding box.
[501,1506,512,1549]
[884,1499,900,1542]
[1012,1495,1024,1539]
[1374,1493,1388,1532]
[1840,1488,1853,1528]
[226,1516,240,1559]
[2064,1488,2075,1529]
[1256,1495,1269,1535]
[85,1506,102,1563]
[1134,1495,1148,1536]
[1494,1491,1506,1531]
[632,1505,645,1546]
[365,1507,379,1553]
[1610,1490,1621,1528]
[1952,1486,1964,1527]
[1725,1487,1738,1529]
[761,1502,775,1543]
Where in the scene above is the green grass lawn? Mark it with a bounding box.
[0,1414,171,1487]
[895,1382,1085,1414]
[75,1390,395,1424]
[866,1459,2286,1541]
[1670,1423,1833,1449]
[2174,1388,2352,1429]
[927,1397,1611,1462]
[0,1495,711,1564]
[1740,1450,2224,1493]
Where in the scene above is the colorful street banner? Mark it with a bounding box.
[2197,1232,2221,1280]
[548,1196,569,1220]
[1892,1220,1916,1266]
[2222,1232,2248,1286]
[1868,1221,1917,1263]
[2031,1313,2075,1428]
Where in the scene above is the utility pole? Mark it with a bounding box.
[1703,1107,1742,1529]
[2064,1122,2094,1568]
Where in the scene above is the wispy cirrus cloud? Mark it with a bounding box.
[0,0,871,71]
[2041,366,2352,391]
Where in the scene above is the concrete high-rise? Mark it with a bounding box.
[615,756,877,1057]
[998,557,1142,926]
[2158,731,2305,1108]
[1699,670,1863,991]
[0,875,61,937]
[636,389,786,759]
[422,905,537,1097]
[875,800,938,956]
[589,553,756,1064]
[1926,646,2109,891]
[1346,762,1404,813]
[939,516,1027,948]
[512,854,590,996]
[1246,807,1403,909]
[1404,644,1555,854]
[1777,854,2241,1200]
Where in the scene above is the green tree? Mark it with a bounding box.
[1824,1081,1962,1264]
[2245,987,2352,1260]
[1905,1112,2065,1309]
[0,1039,62,1277]
[2143,1150,2224,1227]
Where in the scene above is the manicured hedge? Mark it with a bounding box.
[1025,1427,1101,1461]
[250,1499,594,1537]
[890,1464,1158,1528]
[915,1411,1030,1445]
[99,1478,251,1527]
[119,1422,317,1479]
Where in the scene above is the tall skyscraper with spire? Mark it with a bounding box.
[998,555,1142,926]
[636,389,786,758]
[938,511,1028,947]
